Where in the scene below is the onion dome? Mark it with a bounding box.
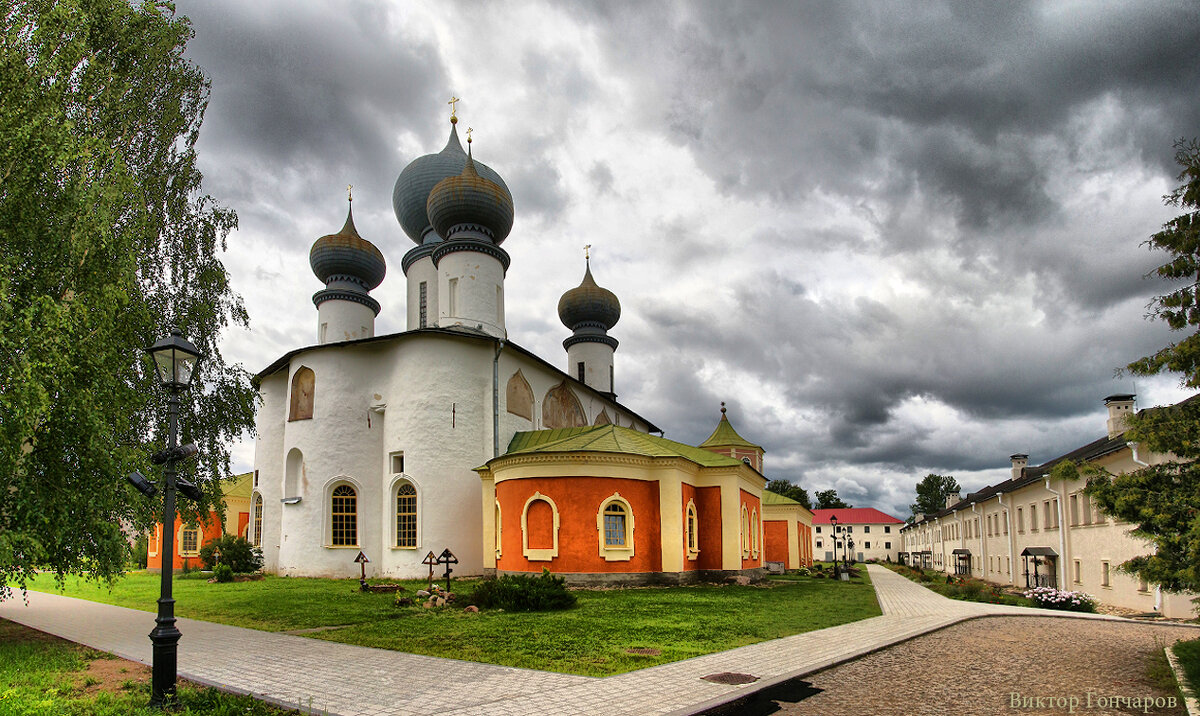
[426,147,514,244]
[392,120,510,244]
[310,202,386,291]
[558,262,621,331]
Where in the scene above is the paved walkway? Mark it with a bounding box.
[0,566,1175,716]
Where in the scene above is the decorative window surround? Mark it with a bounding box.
[685,499,699,560]
[597,493,635,562]
[521,492,560,561]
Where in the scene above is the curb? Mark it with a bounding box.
[1165,645,1199,716]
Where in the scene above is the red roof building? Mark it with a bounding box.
[810,508,903,563]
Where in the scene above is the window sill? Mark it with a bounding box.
[600,548,634,562]
[324,545,361,549]
[686,549,700,561]
[524,548,557,561]
[391,545,419,550]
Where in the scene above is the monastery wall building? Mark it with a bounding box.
[900,394,1197,619]
[248,111,813,583]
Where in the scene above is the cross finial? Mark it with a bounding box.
[466,126,473,144]
[584,244,591,262]
[347,184,353,202]
[720,401,726,415]
[448,96,459,122]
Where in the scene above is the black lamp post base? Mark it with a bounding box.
[149,601,181,706]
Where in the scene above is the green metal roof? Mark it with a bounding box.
[762,490,801,506]
[502,425,743,468]
[698,413,762,450]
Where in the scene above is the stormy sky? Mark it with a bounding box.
[178,1,1200,518]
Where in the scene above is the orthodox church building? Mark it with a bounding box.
[249,110,812,583]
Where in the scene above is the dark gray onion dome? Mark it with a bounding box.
[558,264,621,330]
[309,204,386,290]
[426,150,514,244]
[392,120,511,244]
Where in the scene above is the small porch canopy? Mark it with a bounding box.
[1020,547,1058,588]
[912,550,933,569]
[951,548,972,575]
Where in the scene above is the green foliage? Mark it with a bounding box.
[0,0,256,600]
[131,534,149,569]
[469,569,577,612]
[1127,138,1200,387]
[909,473,960,518]
[1085,461,1200,594]
[815,489,850,509]
[198,535,263,573]
[1175,637,1200,697]
[765,479,811,509]
[213,563,234,583]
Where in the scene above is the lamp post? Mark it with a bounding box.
[829,514,839,578]
[145,329,202,708]
[847,537,855,568]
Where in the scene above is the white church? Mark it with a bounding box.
[250,111,663,578]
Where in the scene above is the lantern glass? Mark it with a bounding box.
[148,331,201,389]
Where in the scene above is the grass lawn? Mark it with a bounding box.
[0,618,293,715]
[882,563,1034,607]
[1175,637,1200,698]
[20,570,881,676]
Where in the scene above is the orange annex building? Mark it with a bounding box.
[147,472,253,571]
[477,407,813,584]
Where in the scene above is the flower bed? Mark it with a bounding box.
[1022,586,1098,612]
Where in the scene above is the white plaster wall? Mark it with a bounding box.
[253,374,287,572]
[566,341,615,394]
[813,522,900,562]
[317,299,375,344]
[439,252,505,338]
[405,256,438,330]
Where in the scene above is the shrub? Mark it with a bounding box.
[1022,586,1098,612]
[214,564,234,583]
[795,567,811,576]
[199,535,263,573]
[469,569,576,612]
[131,534,149,569]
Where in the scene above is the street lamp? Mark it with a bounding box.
[145,329,202,707]
[829,514,839,578]
[847,537,855,568]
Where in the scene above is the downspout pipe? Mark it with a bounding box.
[493,340,504,458]
[998,493,1014,586]
[1046,477,1068,588]
[1127,442,1149,467]
[971,502,983,577]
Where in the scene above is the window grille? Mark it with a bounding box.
[604,503,626,547]
[396,483,417,548]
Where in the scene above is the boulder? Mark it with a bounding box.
[463,605,479,613]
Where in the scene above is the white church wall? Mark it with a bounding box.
[316,299,375,344]
[405,255,438,330]
[565,340,614,394]
[438,251,505,338]
[253,373,287,572]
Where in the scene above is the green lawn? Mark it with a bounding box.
[0,618,293,715]
[1176,637,1200,698]
[19,570,881,676]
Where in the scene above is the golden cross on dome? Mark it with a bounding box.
[448,96,459,119]
[466,127,473,143]
[347,184,353,202]
[584,244,592,261]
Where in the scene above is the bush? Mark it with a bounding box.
[1022,586,1098,612]
[131,534,149,569]
[214,564,234,583]
[795,567,811,576]
[469,569,577,612]
[199,535,263,573]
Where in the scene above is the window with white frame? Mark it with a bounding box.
[685,500,699,559]
[494,501,502,558]
[252,493,263,547]
[597,494,634,561]
[750,508,759,558]
[330,484,358,546]
[395,481,417,548]
[179,525,200,557]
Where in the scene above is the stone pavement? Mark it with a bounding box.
[0,566,1158,716]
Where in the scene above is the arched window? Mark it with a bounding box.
[395,482,417,548]
[331,485,357,546]
[289,366,315,421]
[741,505,750,558]
[751,508,760,558]
[252,493,263,547]
[521,492,559,561]
[494,501,503,558]
[284,448,303,499]
[597,494,635,561]
[685,499,699,560]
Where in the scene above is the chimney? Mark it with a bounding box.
[1104,394,1135,438]
[1010,453,1028,481]
[944,491,961,509]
